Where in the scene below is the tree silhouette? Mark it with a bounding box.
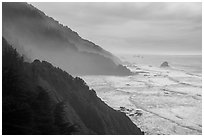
[54,102,79,134]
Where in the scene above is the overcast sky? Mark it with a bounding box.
[31,2,202,55]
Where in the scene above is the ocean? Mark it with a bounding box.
[82,54,202,135]
[119,55,202,74]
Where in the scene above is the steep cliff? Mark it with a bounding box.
[2,37,143,135]
[2,2,131,76]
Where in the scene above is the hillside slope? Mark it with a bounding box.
[2,37,143,135]
[2,2,131,76]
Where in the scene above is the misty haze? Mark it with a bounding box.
[2,2,202,135]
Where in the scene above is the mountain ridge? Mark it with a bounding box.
[3,2,128,76]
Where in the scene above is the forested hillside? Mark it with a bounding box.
[2,37,143,135]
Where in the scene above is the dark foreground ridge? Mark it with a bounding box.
[2,37,144,135]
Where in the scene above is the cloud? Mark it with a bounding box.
[30,2,202,55]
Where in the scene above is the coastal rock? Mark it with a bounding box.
[160,61,170,68]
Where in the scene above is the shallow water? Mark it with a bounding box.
[81,64,202,135]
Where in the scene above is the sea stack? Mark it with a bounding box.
[160,61,169,67]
